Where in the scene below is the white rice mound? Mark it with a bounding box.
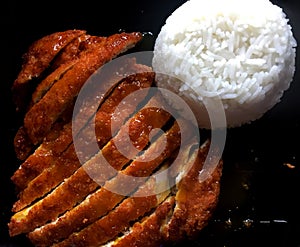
[152,0,297,128]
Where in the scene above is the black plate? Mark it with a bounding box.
[1,0,299,246]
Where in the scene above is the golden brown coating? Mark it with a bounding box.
[31,60,78,106]
[111,197,176,247]
[8,30,224,247]
[110,141,223,247]
[30,35,108,106]
[162,141,223,243]
[8,89,171,236]
[23,32,142,146]
[28,118,188,246]
[11,70,155,213]
[11,59,150,191]
[12,30,86,112]
[50,34,91,71]
[12,32,142,161]
[13,30,86,86]
[55,192,172,247]
[13,126,34,161]
[11,122,73,190]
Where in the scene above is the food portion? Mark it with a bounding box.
[8,29,223,247]
[153,0,297,128]
[11,29,87,113]
[13,31,143,161]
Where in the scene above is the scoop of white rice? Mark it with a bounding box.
[152,0,297,128]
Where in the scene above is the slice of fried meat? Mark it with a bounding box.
[11,122,73,190]
[30,35,107,106]
[109,197,176,247]
[11,69,155,213]
[106,141,223,247]
[12,29,86,112]
[28,117,191,246]
[8,90,171,236]
[161,141,223,244]
[23,32,143,146]
[11,58,152,191]
[50,173,171,247]
[9,30,224,247]
[13,33,97,160]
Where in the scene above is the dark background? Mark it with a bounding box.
[1,0,299,246]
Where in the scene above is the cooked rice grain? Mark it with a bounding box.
[152,0,297,128]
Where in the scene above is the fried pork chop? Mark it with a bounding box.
[8,30,223,247]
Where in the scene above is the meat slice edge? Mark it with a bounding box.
[28,116,190,246]
[23,32,143,145]
[11,59,151,191]
[12,29,86,112]
[12,69,155,212]
[8,88,170,236]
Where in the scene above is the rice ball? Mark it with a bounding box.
[152,0,297,128]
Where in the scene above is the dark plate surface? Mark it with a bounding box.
[1,0,299,246]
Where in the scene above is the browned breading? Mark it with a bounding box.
[51,179,170,247]
[11,70,155,213]
[31,60,78,105]
[107,142,223,247]
[11,122,73,191]
[30,35,108,106]
[13,127,34,161]
[50,34,91,71]
[11,59,152,192]
[13,33,101,161]
[9,30,224,247]
[13,108,74,162]
[8,91,171,236]
[162,141,223,243]
[23,32,143,146]
[72,62,153,160]
[12,29,86,112]
[28,118,189,246]
[110,197,176,247]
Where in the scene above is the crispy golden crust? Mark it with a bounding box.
[28,118,187,246]
[11,70,155,213]
[111,197,176,247]
[11,122,73,190]
[31,60,78,106]
[13,127,34,161]
[108,142,223,247]
[13,34,100,160]
[23,32,142,146]
[73,63,153,160]
[58,192,172,247]
[12,29,86,112]
[162,141,223,243]
[30,35,108,106]
[50,34,91,71]
[11,60,152,195]
[13,108,74,162]
[9,91,171,236]
[13,30,86,86]
[9,30,224,247]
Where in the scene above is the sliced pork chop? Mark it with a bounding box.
[30,35,107,106]
[8,30,224,247]
[106,142,223,247]
[12,33,98,160]
[8,87,171,236]
[13,32,143,161]
[12,29,86,112]
[28,117,191,246]
[12,68,154,213]
[23,32,143,146]
[11,58,151,192]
